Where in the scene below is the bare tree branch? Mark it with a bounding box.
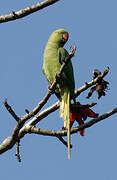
[0,0,59,24]
[24,107,117,137]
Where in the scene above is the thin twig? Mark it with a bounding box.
[4,99,20,122]
[0,0,59,23]
[15,141,21,162]
[57,136,72,148]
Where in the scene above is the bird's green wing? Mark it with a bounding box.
[58,47,75,96]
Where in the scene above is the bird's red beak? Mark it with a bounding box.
[62,33,69,41]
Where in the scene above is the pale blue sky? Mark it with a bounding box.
[0,0,117,179]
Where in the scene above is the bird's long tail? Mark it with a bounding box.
[60,90,70,159]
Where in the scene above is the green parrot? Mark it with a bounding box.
[43,29,75,159]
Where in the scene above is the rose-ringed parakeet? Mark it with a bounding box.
[43,29,75,159]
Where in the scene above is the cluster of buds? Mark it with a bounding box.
[86,69,109,99]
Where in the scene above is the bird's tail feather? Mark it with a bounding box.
[67,92,70,159]
[60,90,70,159]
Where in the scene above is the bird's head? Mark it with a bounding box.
[48,29,69,47]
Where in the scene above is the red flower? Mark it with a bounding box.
[70,108,98,136]
[62,107,98,136]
